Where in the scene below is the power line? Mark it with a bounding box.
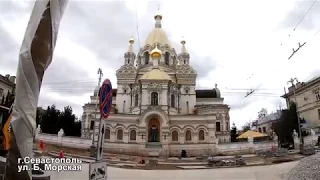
[280,0,318,46]
[293,0,318,31]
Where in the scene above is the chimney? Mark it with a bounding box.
[9,76,16,84]
[5,74,10,79]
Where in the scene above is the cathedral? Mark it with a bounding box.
[81,12,231,157]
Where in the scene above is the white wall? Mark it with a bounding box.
[37,133,313,155]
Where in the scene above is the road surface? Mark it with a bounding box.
[47,161,299,180]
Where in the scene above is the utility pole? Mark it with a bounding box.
[90,68,103,157]
[287,77,303,151]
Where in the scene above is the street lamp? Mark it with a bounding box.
[287,77,303,151]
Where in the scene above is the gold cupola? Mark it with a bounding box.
[150,46,162,59]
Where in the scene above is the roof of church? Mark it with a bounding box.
[140,68,173,81]
[196,89,221,98]
[145,28,171,46]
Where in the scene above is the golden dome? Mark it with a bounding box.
[140,68,173,81]
[154,7,162,20]
[129,37,134,44]
[150,46,162,59]
[145,28,170,46]
[154,13,162,20]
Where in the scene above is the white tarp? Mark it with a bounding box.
[8,0,68,178]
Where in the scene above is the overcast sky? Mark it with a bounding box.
[1,0,320,128]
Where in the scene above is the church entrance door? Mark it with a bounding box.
[148,118,160,142]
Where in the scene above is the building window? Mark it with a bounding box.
[199,130,205,141]
[171,94,175,107]
[186,101,189,114]
[316,93,320,101]
[226,122,229,130]
[151,92,158,106]
[258,127,262,132]
[186,90,189,94]
[185,130,192,141]
[130,130,136,141]
[134,94,139,106]
[0,88,3,97]
[144,52,149,64]
[117,129,123,140]
[184,60,186,64]
[123,101,126,113]
[263,127,266,133]
[171,130,178,141]
[90,121,94,130]
[127,59,130,64]
[216,122,221,132]
[105,129,110,139]
[165,52,170,65]
[318,109,320,120]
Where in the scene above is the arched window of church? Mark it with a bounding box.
[171,94,175,107]
[105,128,110,139]
[184,60,186,64]
[130,130,136,141]
[144,52,150,64]
[165,52,170,65]
[127,59,130,64]
[151,92,158,106]
[199,130,205,141]
[123,101,126,113]
[134,94,139,106]
[185,130,192,141]
[171,130,179,141]
[117,129,123,140]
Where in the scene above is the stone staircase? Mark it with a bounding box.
[146,143,162,157]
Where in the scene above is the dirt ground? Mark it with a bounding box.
[34,142,306,170]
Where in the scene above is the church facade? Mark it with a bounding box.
[81,12,231,157]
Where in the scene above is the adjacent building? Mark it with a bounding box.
[281,76,320,128]
[255,111,281,135]
[0,74,16,104]
[81,12,231,157]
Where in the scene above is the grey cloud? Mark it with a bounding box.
[1,0,218,113]
[227,95,281,111]
[279,1,320,30]
[41,56,95,96]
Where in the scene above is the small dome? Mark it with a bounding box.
[214,88,221,98]
[129,37,134,44]
[150,46,162,59]
[140,69,173,82]
[154,12,162,20]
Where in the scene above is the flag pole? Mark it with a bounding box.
[4,0,68,179]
